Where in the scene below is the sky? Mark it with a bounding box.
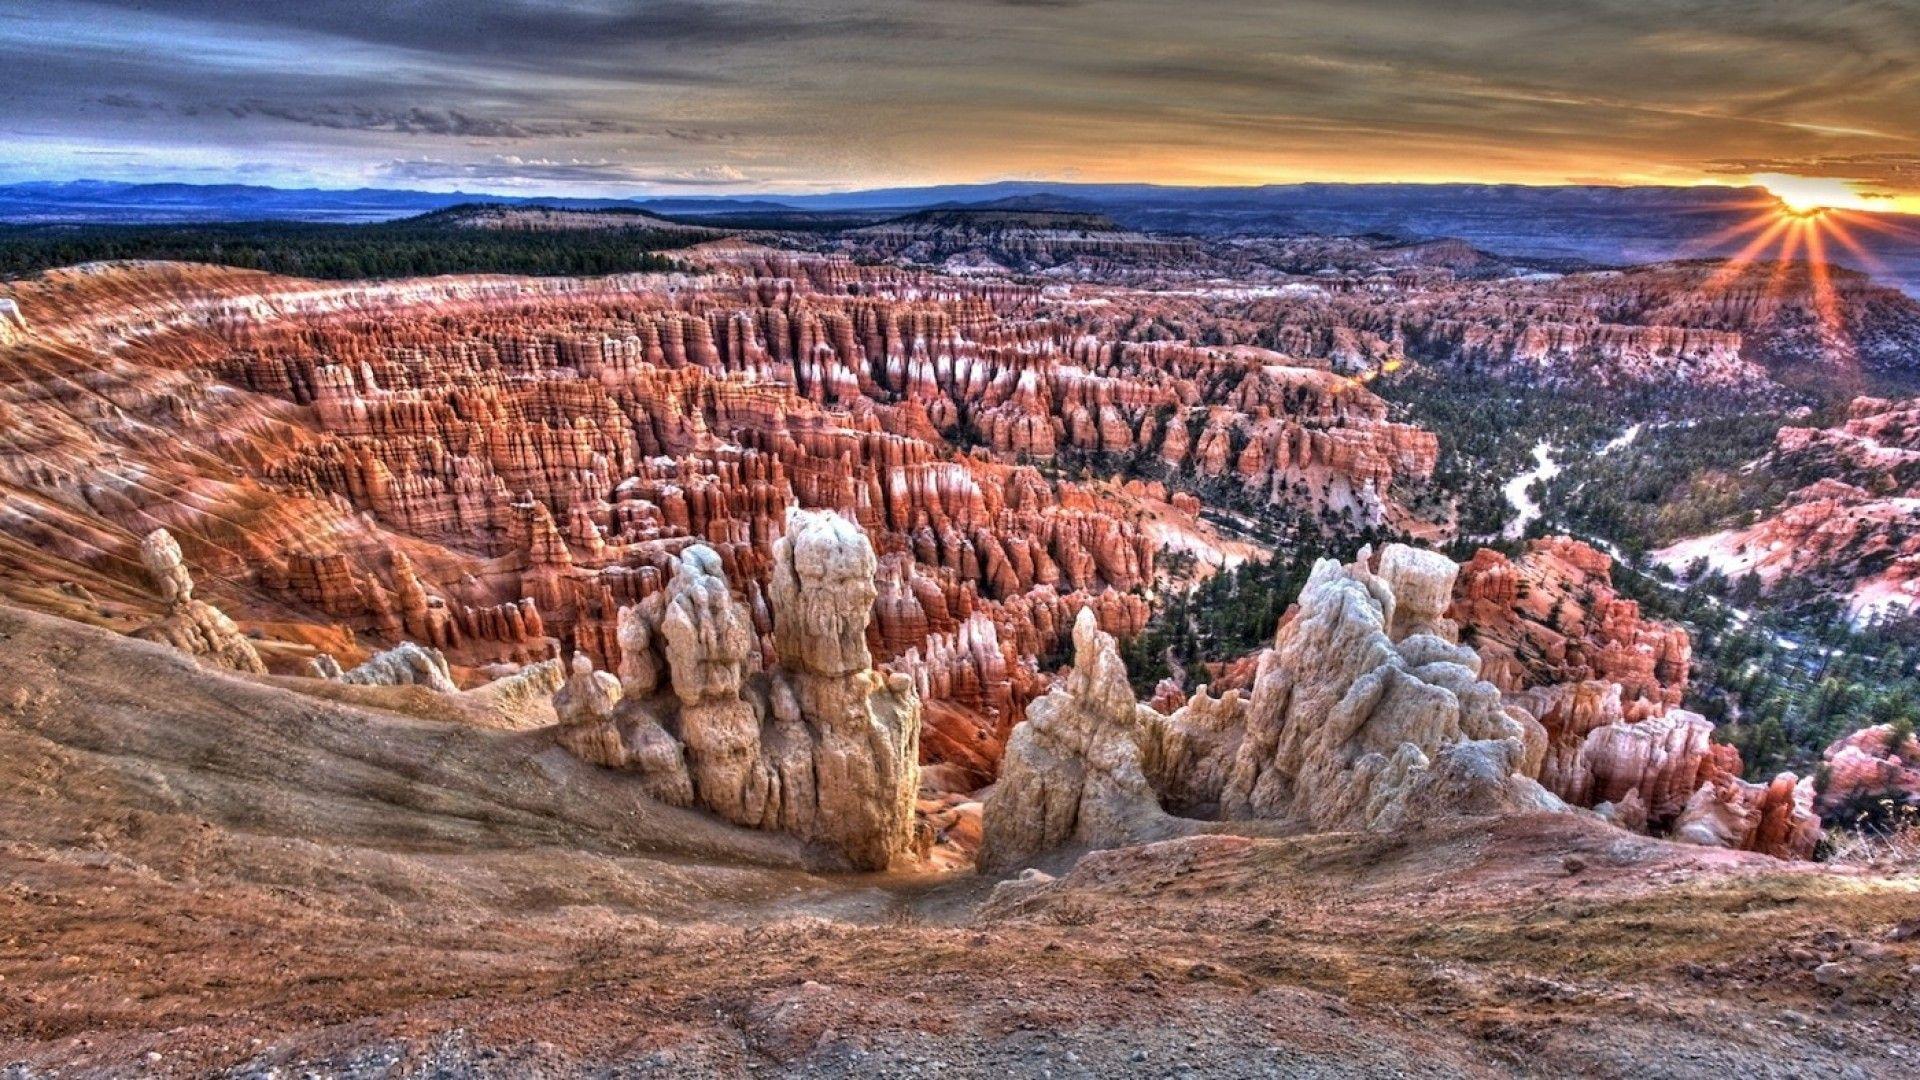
[4,1,1919,208]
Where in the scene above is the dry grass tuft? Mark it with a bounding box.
[1824,799,1920,870]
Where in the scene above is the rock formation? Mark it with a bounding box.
[1452,538,1689,715]
[979,608,1187,870]
[553,650,694,808]
[1450,538,1819,859]
[311,641,456,693]
[129,529,266,674]
[983,544,1561,871]
[833,209,1207,276]
[763,509,922,867]
[553,651,624,725]
[1818,723,1920,817]
[1209,547,1555,832]
[1673,771,1821,859]
[552,512,921,870]
[984,540,1824,871]
[463,657,565,723]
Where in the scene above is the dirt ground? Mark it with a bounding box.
[3,602,1918,1078]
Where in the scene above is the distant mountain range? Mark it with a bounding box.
[0,180,802,224]
[4,178,1918,293]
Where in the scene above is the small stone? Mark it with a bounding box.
[1845,940,1891,961]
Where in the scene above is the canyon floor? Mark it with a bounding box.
[4,601,1917,1079]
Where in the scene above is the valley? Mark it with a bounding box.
[16,0,1920,1072]
[3,206,1919,1074]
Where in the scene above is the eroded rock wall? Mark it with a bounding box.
[0,258,1436,785]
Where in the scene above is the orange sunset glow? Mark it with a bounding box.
[1672,175,1920,348]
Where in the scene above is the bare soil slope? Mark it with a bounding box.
[2,603,1917,1077]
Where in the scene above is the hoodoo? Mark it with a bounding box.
[983,542,1823,870]
[552,510,921,869]
[130,529,266,675]
[10,3,1920,1071]
[982,544,1560,869]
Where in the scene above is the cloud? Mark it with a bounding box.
[95,96,645,139]
[66,0,893,77]
[376,156,752,187]
[1705,154,1920,194]
[10,0,1920,197]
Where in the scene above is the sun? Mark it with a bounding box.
[1753,173,1880,214]
[1683,174,1920,360]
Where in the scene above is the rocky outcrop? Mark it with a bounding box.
[1819,724,1920,816]
[11,249,1904,814]
[553,512,921,870]
[979,608,1186,871]
[1451,537,1820,859]
[1453,538,1689,714]
[552,651,696,806]
[1209,547,1555,832]
[129,530,266,674]
[553,652,624,725]
[311,641,456,693]
[982,544,1561,871]
[463,657,565,723]
[0,298,26,344]
[984,540,1824,871]
[1674,771,1821,859]
[764,509,922,867]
